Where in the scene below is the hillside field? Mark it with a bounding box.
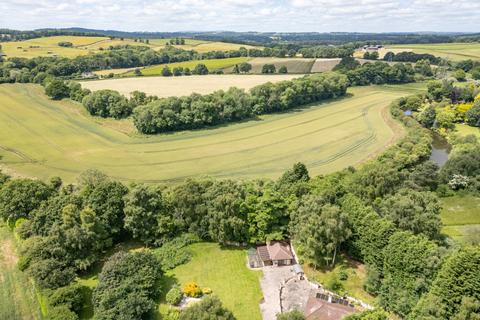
[0,82,424,184]
[0,36,259,59]
[80,74,302,97]
[124,57,252,76]
[387,43,480,61]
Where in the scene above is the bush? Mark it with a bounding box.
[166,286,183,305]
[193,63,209,75]
[48,305,79,320]
[82,90,131,119]
[202,287,212,295]
[277,310,305,320]
[453,69,467,81]
[47,283,84,314]
[179,295,235,320]
[262,64,276,74]
[338,269,349,281]
[278,65,288,73]
[58,41,73,48]
[326,275,343,292]
[182,282,202,297]
[162,66,172,77]
[45,79,70,100]
[92,251,163,320]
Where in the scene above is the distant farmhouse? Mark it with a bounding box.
[362,44,384,51]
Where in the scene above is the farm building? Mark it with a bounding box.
[304,292,354,320]
[362,45,383,51]
[252,241,295,267]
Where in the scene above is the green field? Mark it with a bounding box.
[0,82,424,183]
[158,243,263,320]
[388,43,480,61]
[0,224,43,320]
[127,57,252,76]
[441,195,480,244]
[0,36,259,59]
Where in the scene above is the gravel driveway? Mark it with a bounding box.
[259,266,295,320]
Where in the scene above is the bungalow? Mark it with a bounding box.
[256,241,295,267]
[304,293,354,320]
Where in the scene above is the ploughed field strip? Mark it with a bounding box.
[0,83,423,183]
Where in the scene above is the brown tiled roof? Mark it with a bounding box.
[267,241,294,260]
[305,296,354,320]
[257,245,271,262]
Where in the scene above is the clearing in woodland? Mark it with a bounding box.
[0,82,424,184]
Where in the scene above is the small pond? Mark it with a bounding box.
[429,133,451,167]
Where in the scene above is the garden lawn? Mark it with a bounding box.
[160,242,263,320]
[440,195,480,243]
[303,255,375,306]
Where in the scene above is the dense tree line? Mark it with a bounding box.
[133,72,349,133]
[383,51,441,64]
[344,61,416,85]
[299,44,355,58]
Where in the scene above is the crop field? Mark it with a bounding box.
[0,36,259,59]
[441,195,480,244]
[231,57,316,74]
[0,82,424,183]
[0,35,158,58]
[80,74,301,97]
[0,224,43,320]
[310,58,342,72]
[387,43,480,61]
[124,57,252,76]
[158,243,263,320]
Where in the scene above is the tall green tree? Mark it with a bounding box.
[292,197,351,266]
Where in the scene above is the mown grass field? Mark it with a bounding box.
[0,224,43,320]
[0,82,424,184]
[388,43,480,61]
[0,36,259,59]
[126,57,252,76]
[158,243,263,320]
[81,74,301,97]
[441,195,480,244]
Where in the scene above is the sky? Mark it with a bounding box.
[1,0,479,33]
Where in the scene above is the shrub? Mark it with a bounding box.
[45,79,70,100]
[166,286,183,305]
[262,64,276,74]
[278,65,288,73]
[202,287,212,295]
[179,295,234,320]
[193,63,209,75]
[277,310,305,320]
[338,269,349,281]
[162,66,172,77]
[182,282,202,297]
[326,275,343,292]
[47,283,84,314]
[48,305,79,320]
[82,90,131,119]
